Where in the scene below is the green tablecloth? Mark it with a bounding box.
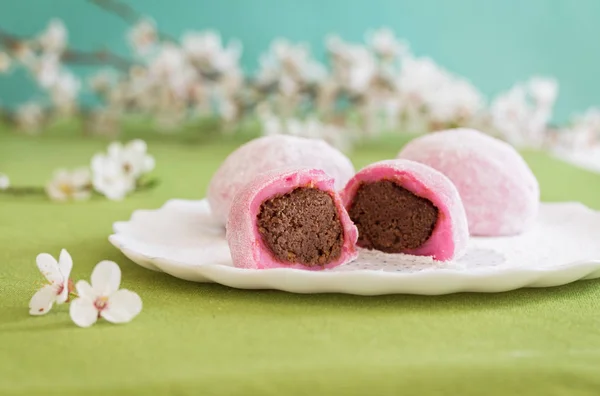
[2,133,600,396]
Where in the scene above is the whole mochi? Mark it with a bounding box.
[226,167,359,270]
[208,135,355,226]
[397,128,540,236]
[341,159,469,261]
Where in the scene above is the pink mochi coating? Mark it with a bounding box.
[341,159,469,261]
[398,128,540,236]
[208,135,355,226]
[226,167,359,270]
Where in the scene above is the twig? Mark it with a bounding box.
[136,177,160,192]
[0,186,46,196]
[0,27,135,71]
[88,0,177,42]
[62,48,134,71]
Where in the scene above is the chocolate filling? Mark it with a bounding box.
[257,187,344,266]
[348,180,438,253]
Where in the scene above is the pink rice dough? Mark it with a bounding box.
[398,128,540,236]
[226,167,359,270]
[208,135,355,226]
[341,159,469,261]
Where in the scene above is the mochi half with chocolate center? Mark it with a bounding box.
[342,160,469,261]
[397,128,539,236]
[227,168,358,270]
[208,135,355,226]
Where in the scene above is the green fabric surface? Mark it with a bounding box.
[2,132,600,396]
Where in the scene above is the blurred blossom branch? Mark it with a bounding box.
[88,0,177,42]
[0,8,596,154]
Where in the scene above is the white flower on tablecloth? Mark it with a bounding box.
[128,18,157,55]
[70,261,142,328]
[29,249,73,316]
[0,52,11,73]
[38,19,67,54]
[0,173,9,190]
[45,168,92,202]
[91,140,155,200]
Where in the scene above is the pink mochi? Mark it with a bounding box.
[398,128,540,236]
[341,159,469,261]
[208,135,355,226]
[226,168,359,270]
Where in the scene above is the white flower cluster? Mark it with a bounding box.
[43,139,154,202]
[490,77,558,148]
[29,249,142,328]
[91,24,244,131]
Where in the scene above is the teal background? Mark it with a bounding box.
[0,0,599,122]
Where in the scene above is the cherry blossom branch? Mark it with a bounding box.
[0,28,135,71]
[88,0,177,42]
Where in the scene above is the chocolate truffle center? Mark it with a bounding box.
[257,187,344,266]
[348,180,438,252]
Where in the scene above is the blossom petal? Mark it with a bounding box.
[72,191,92,201]
[29,284,56,315]
[58,249,73,278]
[70,298,98,328]
[127,139,147,153]
[102,289,142,324]
[72,167,91,187]
[143,155,155,173]
[45,183,68,201]
[75,280,99,300]
[107,142,124,158]
[36,253,62,284]
[91,261,121,296]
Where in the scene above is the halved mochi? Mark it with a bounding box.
[341,159,469,261]
[227,168,358,270]
[208,135,355,226]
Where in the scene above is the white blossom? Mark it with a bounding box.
[50,72,81,110]
[35,53,61,89]
[29,249,73,315]
[46,168,92,202]
[528,77,558,107]
[328,38,376,94]
[491,77,558,148]
[0,52,11,73]
[0,173,9,190]
[15,102,44,132]
[89,70,116,93]
[70,260,142,328]
[38,19,67,54]
[366,28,407,59]
[397,56,483,126]
[257,39,326,92]
[91,154,135,201]
[91,140,155,200]
[128,18,157,55]
[149,44,186,80]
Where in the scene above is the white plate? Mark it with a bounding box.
[109,199,600,295]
